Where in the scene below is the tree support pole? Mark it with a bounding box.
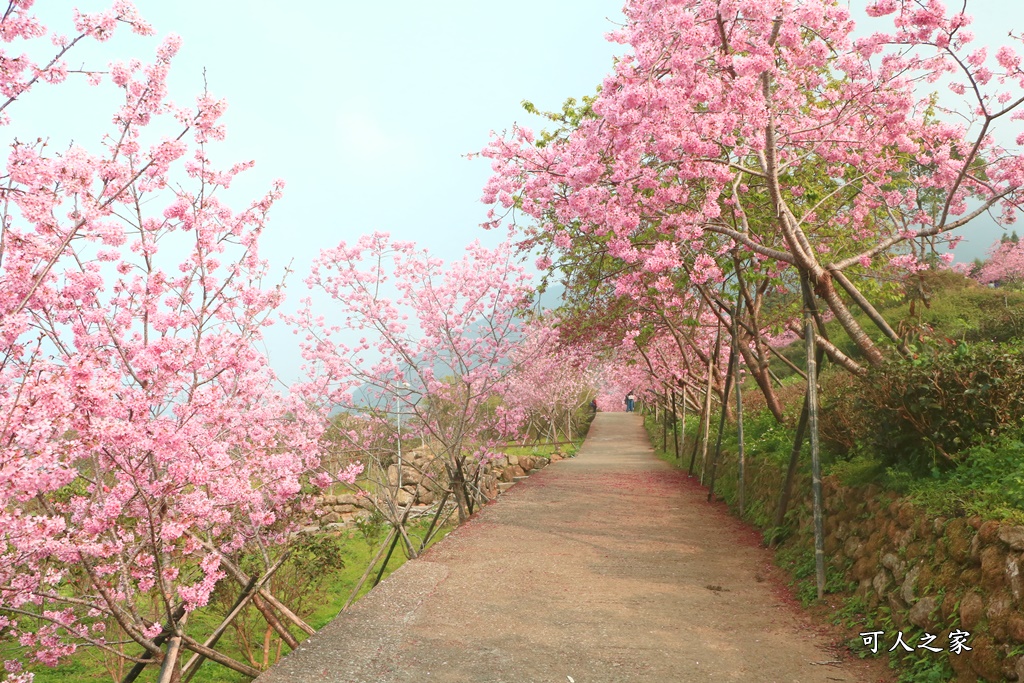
[802,271,826,600]
[155,635,182,683]
[671,387,680,461]
[342,528,397,612]
[418,492,451,554]
[250,594,300,651]
[185,533,316,637]
[706,326,738,503]
[699,324,721,482]
[372,531,402,588]
[661,391,668,453]
[732,296,746,516]
[772,393,809,546]
[181,576,258,682]
[121,603,188,683]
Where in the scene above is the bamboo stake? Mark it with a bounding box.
[185,534,316,637]
[734,298,746,517]
[671,388,680,461]
[181,551,296,682]
[342,496,417,611]
[372,532,402,588]
[802,272,827,600]
[418,492,452,554]
[421,499,458,550]
[258,590,315,637]
[772,393,809,546]
[120,604,188,683]
[706,326,738,503]
[342,528,397,612]
[181,574,260,682]
[180,635,261,679]
[251,594,299,650]
[685,385,706,475]
[155,636,182,683]
[828,266,908,355]
[661,391,668,453]
[699,324,721,483]
[679,386,688,461]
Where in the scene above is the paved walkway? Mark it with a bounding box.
[256,413,882,683]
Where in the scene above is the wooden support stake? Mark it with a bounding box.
[773,394,809,545]
[181,576,257,682]
[661,391,668,453]
[180,634,261,679]
[185,534,316,637]
[733,297,746,517]
[155,636,181,683]
[706,326,738,503]
[181,552,290,682]
[258,590,315,637]
[372,531,402,588]
[251,594,300,650]
[671,388,680,461]
[418,492,452,554]
[698,326,721,482]
[801,271,827,601]
[121,603,187,683]
[421,500,458,551]
[342,528,397,612]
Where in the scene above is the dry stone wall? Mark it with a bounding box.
[812,479,1024,682]
[711,451,1024,682]
[314,449,567,529]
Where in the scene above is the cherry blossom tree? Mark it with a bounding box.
[496,319,596,443]
[293,234,532,524]
[0,4,354,680]
[481,0,1024,601]
[484,0,1024,379]
[976,235,1024,286]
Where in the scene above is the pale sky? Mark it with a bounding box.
[14,2,1024,382]
[22,1,626,381]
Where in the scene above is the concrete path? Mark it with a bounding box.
[256,413,883,683]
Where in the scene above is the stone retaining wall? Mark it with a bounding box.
[314,449,567,529]
[712,452,1024,682]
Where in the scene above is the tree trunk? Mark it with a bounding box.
[446,459,471,524]
[761,104,881,369]
[121,604,187,683]
[686,385,705,475]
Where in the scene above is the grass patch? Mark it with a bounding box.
[501,440,582,459]
[10,518,453,683]
[904,430,1024,524]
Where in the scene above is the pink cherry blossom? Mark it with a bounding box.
[293,236,532,524]
[483,0,1024,384]
[0,3,340,675]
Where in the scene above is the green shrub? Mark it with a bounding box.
[834,342,1024,474]
[908,431,1024,521]
[902,270,1024,344]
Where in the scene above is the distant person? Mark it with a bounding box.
[590,399,598,414]
[625,391,636,412]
